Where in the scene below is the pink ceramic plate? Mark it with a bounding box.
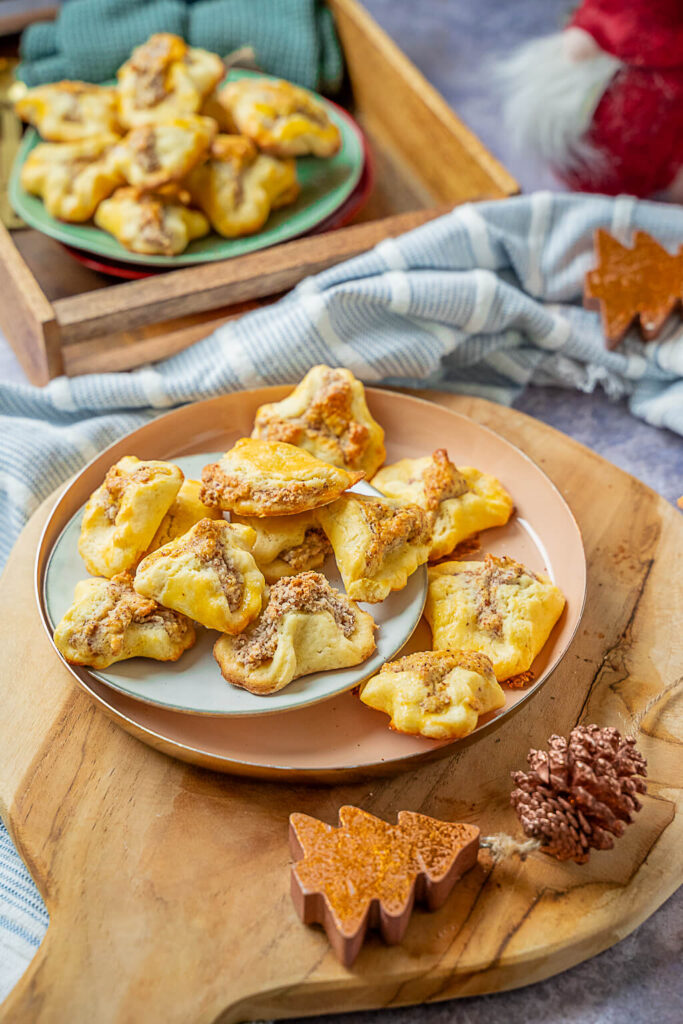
[35,388,586,782]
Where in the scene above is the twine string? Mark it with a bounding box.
[627,677,682,740]
[480,833,542,862]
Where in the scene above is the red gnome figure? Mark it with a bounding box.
[501,0,683,200]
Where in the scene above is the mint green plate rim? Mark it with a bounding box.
[9,69,365,268]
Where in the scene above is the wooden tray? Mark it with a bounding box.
[0,0,518,385]
[0,393,680,1023]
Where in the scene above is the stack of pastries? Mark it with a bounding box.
[15,33,342,255]
[54,365,566,739]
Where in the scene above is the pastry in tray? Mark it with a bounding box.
[217,77,341,157]
[111,115,217,191]
[316,494,431,603]
[117,33,224,129]
[15,81,121,142]
[231,510,332,582]
[185,134,299,238]
[213,571,376,694]
[53,572,195,670]
[135,518,265,634]
[252,365,386,478]
[94,185,210,255]
[145,479,222,554]
[425,554,566,681]
[200,438,363,517]
[78,456,184,578]
[20,135,124,222]
[372,449,514,561]
[359,650,505,739]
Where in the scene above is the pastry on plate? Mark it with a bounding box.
[231,510,332,581]
[135,518,265,634]
[252,365,386,477]
[94,185,210,255]
[20,135,124,221]
[359,650,505,740]
[117,33,224,128]
[372,449,514,560]
[316,494,431,603]
[185,134,299,237]
[112,115,216,191]
[213,571,376,694]
[53,572,195,670]
[217,77,341,157]
[146,479,223,554]
[425,554,566,681]
[15,81,121,141]
[78,456,183,578]
[200,438,362,517]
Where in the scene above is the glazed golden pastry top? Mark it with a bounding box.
[252,365,386,478]
[146,479,222,554]
[94,185,209,256]
[112,115,216,191]
[15,81,121,141]
[20,135,124,222]
[231,510,331,582]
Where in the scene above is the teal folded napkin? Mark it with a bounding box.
[18,0,343,93]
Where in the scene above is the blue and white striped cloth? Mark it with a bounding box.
[1,191,682,997]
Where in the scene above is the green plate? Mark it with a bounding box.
[9,69,365,267]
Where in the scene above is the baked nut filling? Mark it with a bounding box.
[15,81,121,141]
[94,185,209,255]
[231,510,332,581]
[20,135,124,222]
[111,115,216,191]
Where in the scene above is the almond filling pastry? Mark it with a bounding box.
[53,572,196,670]
[252,365,386,477]
[94,186,210,256]
[20,135,124,222]
[15,81,121,141]
[111,115,217,191]
[232,510,332,581]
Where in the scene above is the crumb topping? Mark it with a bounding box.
[420,449,468,509]
[232,571,355,666]
[180,519,244,610]
[462,554,540,636]
[279,527,331,571]
[359,497,430,572]
[383,650,494,714]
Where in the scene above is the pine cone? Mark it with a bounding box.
[510,725,647,864]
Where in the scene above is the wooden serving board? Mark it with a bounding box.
[0,393,681,1024]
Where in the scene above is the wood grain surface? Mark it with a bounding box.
[0,393,680,1024]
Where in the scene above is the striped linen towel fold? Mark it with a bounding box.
[0,190,682,998]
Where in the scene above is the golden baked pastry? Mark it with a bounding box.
[200,438,362,517]
[372,449,514,560]
[185,134,299,238]
[426,554,566,681]
[316,494,431,603]
[117,33,224,128]
[78,456,184,578]
[135,518,265,634]
[359,650,505,739]
[252,365,386,478]
[53,572,195,670]
[112,115,216,191]
[15,81,121,141]
[231,510,332,581]
[213,571,376,694]
[217,77,341,157]
[20,135,124,221]
[94,185,209,255]
[146,479,223,554]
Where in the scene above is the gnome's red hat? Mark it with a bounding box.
[570,0,683,69]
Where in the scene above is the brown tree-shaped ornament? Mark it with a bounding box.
[289,806,480,966]
[584,228,683,348]
[510,725,647,864]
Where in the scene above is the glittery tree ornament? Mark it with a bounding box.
[510,724,647,864]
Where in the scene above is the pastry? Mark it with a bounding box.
[426,554,566,681]
[199,438,362,517]
[217,77,341,157]
[135,518,265,634]
[20,135,124,221]
[146,479,223,553]
[213,571,376,694]
[117,33,224,129]
[111,115,216,191]
[290,806,480,966]
[94,185,210,255]
[15,81,121,141]
[252,365,386,477]
[372,449,514,560]
[359,650,505,739]
[53,572,195,670]
[316,493,431,603]
[185,134,299,238]
[231,510,331,581]
[78,456,183,578]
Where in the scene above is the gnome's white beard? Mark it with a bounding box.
[498,33,622,174]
